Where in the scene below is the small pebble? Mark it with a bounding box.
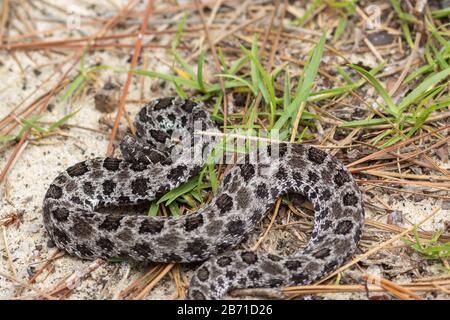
[95,93,117,113]
[47,239,55,248]
[25,223,40,234]
[368,31,394,46]
[27,266,36,278]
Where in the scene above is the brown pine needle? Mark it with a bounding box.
[106,1,154,156]
[134,263,175,300]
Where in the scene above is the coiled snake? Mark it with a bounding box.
[43,97,364,299]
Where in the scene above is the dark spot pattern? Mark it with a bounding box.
[99,216,123,232]
[226,220,245,237]
[76,244,93,257]
[168,165,187,181]
[248,270,262,281]
[354,227,362,243]
[275,166,286,180]
[217,256,232,267]
[71,217,93,238]
[182,100,196,112]
[238,277,247,286]
[103,158,122,171]
[240,164,255,180]
[67,162,89,177]
[323,260,338,274]
[154,97,173,110]
[255,183,269,199]
[197,266,210,282]
[138,108,150,122]
[130,162,147,172]
[236,188,250,209]
[250,210,263,224]
[333,169,350,187]
[285,260,303,270]
[267,254,282,262]
[147,150,166,163]
[131,178,149,196]
[46,184,63,199]
[193,110,207,121]
[343,192,358,206]
[96,238,114,252]
[312,248,331,259]
[241,251,258,264]
[190,290,206,300]
[222,173,232,187]
[133,242,154,257]
[307,147,327,163]
[102,180,116,196]
[268,279,284,287]
[82,182,94,195]
[290,273,309,284]
[52,207,70,222]
[155,184,170,198]
[320,189,332,201]
[335,220,353,235]
[185,215,204,232]
[139,219,164,234]
[150,130,168,143]
[117,229,132,242]
[180,115,188,126]
[186,239,208,258]
[308,171,319,183]
[53,227,70,245]
[278,143,288,157]
[216,194,234,213]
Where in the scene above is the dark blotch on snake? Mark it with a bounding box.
[184,215,204,232]
[66,162,89,177]
[46,184,63,199]
[103,158,122,171]
[139,219,164,234]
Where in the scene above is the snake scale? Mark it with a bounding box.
[42,97,364,299]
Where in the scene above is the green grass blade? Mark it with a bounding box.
[432,7,450,19]
[131,69,200,90]
[157,177,199,205]
[148,202,159,216]
[398,68,450,113]
[348,64,398,117]
[59,74,86,103]
[283,68,291,109]
[48,108,81,131]
[0,135,16,143]
[273,32,327,130]
[171,13,187,50]
[197,50,206,92]
[333,16,347,42]
[21,118,46,133]
[208,162,218,194]
[339,117,394,128]
[215,74,256,95]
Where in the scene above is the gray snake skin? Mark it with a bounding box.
[42,97,364,299]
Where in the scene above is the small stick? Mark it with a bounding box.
[134,263,175,300]
[106,0,154,156]
[195,0,228,128]
[0,270,57,300]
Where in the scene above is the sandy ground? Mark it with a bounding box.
[0,1,449,300]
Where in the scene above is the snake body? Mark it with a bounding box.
[43,97,364,299]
